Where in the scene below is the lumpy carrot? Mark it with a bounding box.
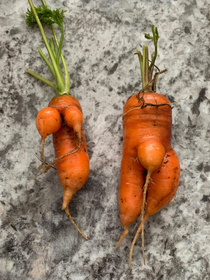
[26,0,89,239]
[49,95,89,211]
[115,26,180,267]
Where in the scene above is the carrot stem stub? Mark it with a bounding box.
[116,25,181,267]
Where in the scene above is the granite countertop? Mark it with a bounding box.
[0,0,210,279]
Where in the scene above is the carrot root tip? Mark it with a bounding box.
[115,227,129,250]
[129,213,150,269]
[64,206,88,240]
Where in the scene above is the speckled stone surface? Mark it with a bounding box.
[0,0,210,279]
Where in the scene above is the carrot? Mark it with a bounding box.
[115,26,180,267]
[26,0,89,239]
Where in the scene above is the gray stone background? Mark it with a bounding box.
[0,0,210,279]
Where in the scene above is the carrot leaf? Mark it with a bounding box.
[26,0,70,96]
[26,6,66,29]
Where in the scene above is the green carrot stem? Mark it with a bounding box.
[56,30,64,64]
[142,45,149,89]
[51,28,70,94]
[136,50,143,84]
[136,25,160,92]
[27,69,57,91]
[42,0,70,94]
[50,38,64,81]
[148,25,158,73]
[27,0,65,94]
[38,47,55,78]
[50,38,56,58]
[42,0,47,7]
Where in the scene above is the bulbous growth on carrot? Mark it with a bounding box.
[49,95,83,146]
[137,140,165,173]
[36,107,62,169]
[63,106,83,146]
[63,106,83,127]
[36,107,62,138]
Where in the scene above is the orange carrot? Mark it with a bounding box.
[49,95,89,211]
[115,26,180,267]
[26,0,89,239]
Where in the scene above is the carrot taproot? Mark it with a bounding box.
[115,26,180,267]
[26,0,89,239]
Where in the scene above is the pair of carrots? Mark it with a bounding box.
[27,1,180,268]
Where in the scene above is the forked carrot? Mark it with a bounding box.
[115,26,180,267]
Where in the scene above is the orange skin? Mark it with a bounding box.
[147,149,180,216]
[119,92,174,227]
[116,92,180,264]
[119,154,145,228]
[36,107,63,171]
[36,94,89,239]
[49,95,83,142]
[53,125,89,210]
[36,107,62,139]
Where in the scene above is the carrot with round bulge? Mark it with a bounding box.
[115,25,180,267]
[48,94,89,210]
[26,0,89,239]
[116,93,173,250]
[36,107,62,170]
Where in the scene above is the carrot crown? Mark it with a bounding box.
[136,25,163,92]
[26,0,70,96]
